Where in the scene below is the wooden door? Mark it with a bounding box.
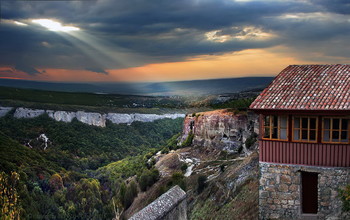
[301,172,318,214]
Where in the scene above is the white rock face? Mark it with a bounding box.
[107,113,185,125]
[133,113,185,123]
[107,113,133,125]
[133,113,161,122]
[76,111,106,127]
[47,110,76,122]
[39,134,49,150]
[8,107,185,127]
[0,106,12,117]
[14,108,45,118]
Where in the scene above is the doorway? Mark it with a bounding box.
[301,172,318,214]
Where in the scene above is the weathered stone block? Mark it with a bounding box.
[278,184,289,192]
[280,175,292,184]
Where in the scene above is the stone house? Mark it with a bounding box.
[250,64,350,220]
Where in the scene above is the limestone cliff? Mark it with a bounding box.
[5,106,185,127]
[107,113,185,125]
[179,109,258,153]
[76,111,106,127]
[46,110,76,123]
[14,107,45,118]
[0,106,12,117]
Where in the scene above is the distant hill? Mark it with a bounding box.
[0,77,273,96]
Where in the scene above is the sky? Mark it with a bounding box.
[0,0,350,82]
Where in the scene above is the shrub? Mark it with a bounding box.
[119,181,138,209]
[197,175,207,193]
[181,163,188,173]
[145,152,153,160]
[168,172,186,191]
[181,131,194,147]
[339,184,350,211]
[138,169,160,192]
[146,158,156,169]
[161,147,169,154]
[220,164,225,172]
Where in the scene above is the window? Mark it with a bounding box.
[263,115,288,140]
[323,117,349,143]
[293,116,317,142]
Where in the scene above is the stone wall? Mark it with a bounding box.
[259,162,350,220]
[129,185,187,220]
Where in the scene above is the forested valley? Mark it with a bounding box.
[0,113,183,219]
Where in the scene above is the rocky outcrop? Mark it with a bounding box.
[76,111,106,127]
[5,106,185,127]
[14,108,45,118]
[179,109,258,153]
[107,113,185,125]
[0,106,12,117]
[129,185,187,220]
[47,110,76,122]
[107,113,133,125]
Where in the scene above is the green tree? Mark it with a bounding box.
[121,181,138,209]
[0,171,21,220]
[49,173,64,193]
[139,169,159,191]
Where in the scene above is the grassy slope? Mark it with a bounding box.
[188,152,259,220]
[0,132,60,175]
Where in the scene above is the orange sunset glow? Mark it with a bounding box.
[2,48,312,82]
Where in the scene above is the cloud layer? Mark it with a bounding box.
[1,0,350,79]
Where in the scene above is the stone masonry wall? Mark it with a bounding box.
[129,185,187,220]
[259,162,350,220]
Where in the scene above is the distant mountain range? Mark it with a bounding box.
[0,77,273,96]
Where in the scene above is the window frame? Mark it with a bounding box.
[262,115,289,141]
[292,116,318,143]
[322,116,350,144]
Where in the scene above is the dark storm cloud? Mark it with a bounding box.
[15,64,42,75]
[1,0,350,71]
[85,67,108,74]
[311,0,350,15]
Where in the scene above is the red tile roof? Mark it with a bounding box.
[250,64,350,110]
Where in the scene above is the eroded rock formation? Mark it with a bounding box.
[0,106,12,117]
[14,107,45,118]
[76,111,106,127]
[47,110,76,123]
[4,106,185,127]
[179,109,258,153]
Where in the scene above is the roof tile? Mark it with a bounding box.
[250,64,350,110]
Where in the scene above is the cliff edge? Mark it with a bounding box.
[179,109,258,154]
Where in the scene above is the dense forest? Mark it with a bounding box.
[0,114,183,219]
